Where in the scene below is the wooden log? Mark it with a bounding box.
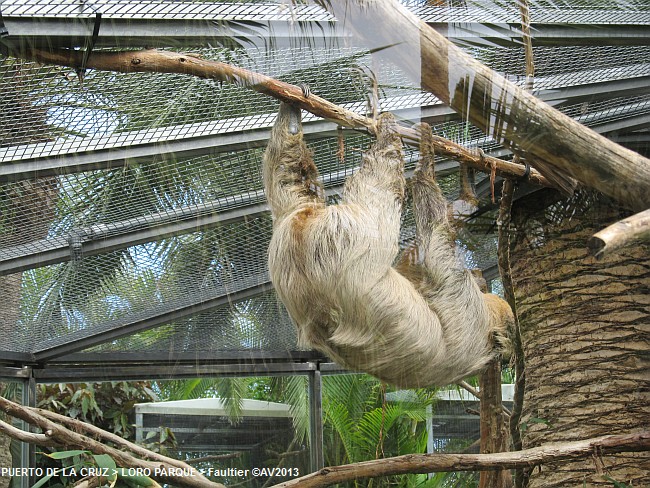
[587,208,650,259]
[269,432,650,488]
[0,394,648,488]
[323,0,650,211]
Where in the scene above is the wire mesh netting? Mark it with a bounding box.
[1,0,648,362]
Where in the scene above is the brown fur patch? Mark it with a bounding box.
[299,153,322,198]
[289,206,322,271]
[396,244,428,289]
[398,243,420,268]
[291,206,320,243]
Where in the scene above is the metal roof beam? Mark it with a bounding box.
[0,194,269,276]
[0,122,277,183]
[0,159,464,276]
[0,115,347,183]
[2,2,647,50]
[428,23,650,47]
[3,75,649,182]
[1,18,345,51]
[32,273,272,362]
[582,112,650,135]
[31,360,322,382]
[538,74,650,107]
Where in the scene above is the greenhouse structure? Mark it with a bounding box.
[0,0,648,487]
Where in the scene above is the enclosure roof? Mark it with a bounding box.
[2,0,648,50]
[135,397,292,417]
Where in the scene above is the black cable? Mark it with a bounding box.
[76,10,102,82]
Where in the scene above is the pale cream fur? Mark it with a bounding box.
[263,103,513,388]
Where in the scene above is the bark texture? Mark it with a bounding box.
[479,358,512,488]
[510,189,650,487]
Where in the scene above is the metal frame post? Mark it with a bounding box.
[308,365,324,473]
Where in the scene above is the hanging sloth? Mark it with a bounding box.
[263,102,512,388]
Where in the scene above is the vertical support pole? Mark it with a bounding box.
[478,359,511,488]
[12,379,33,488]
[308,364,324,473]
[135,411,144,444]
[21,373,36,488]
[426,404,433,479]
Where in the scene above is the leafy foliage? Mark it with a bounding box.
[34,382,177,487]
[322,374,447,487]
[37,382,157,439]
[153,373,480,487]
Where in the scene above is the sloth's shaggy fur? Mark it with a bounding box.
[264,103,512,388]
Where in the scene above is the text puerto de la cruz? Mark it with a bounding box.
[2,467,300,478]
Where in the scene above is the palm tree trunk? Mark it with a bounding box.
[510,189,650,487]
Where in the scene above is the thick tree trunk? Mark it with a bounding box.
[510,189,650,487]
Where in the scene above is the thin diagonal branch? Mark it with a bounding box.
[7,46,551,189]
[0,396,225,488]
[269,432,650,488]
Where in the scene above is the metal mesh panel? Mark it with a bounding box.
[0,46,377,161]
[9,215,272,352]
[1,1,335,21]
[87,290,297,353]
[408,0,650,24]
[1,0,648,361]
[463,45,650,86]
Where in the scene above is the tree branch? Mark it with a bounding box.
[0,419,58,447]
[5,46,551,189]
[319,0,650,211]
[1,396,648,488]
[269,432,650,488]
[0,397,225,488]
[34,408,197,471]
[458,380,480,399]
[587,208,650,260]
[457,381,511,417]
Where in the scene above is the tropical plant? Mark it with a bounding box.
[36,382,158,439]
[321,373,472,488]
[33,450,158,488]
[32,382,176,487]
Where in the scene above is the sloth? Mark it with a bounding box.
[263,102,512,388]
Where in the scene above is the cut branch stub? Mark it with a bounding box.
[587,208,650,260]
